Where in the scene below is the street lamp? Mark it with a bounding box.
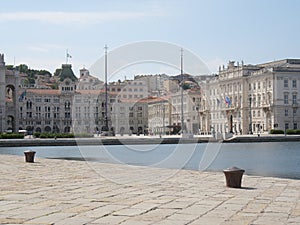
[249,94,253,134]
[162,104,165,135]
[196,105,200,134]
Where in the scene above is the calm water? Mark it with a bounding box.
[1,142,299,179]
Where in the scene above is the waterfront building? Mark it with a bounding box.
[0,54,8,132]
[1,51,299,136]
[18,64,78,133]
[170,89,202,134]
[73,89,116,134]
[112,98,148,135]
[204,59,300,135]
[147,96,172,135]
[0,54,20,133]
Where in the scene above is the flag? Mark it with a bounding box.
[225,96,231,106]
[19,90,27,101]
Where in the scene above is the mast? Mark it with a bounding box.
[180,48,184,135]
[104,45,109,131]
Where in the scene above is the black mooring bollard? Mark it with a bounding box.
[24,150,36,163]
[223,166,245,188]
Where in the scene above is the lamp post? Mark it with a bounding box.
[196,105,200,134]
[249,94,253,134]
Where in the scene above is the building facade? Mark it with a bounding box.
[147,96,172,135]
[112,99,148,135]
[203,60,300,135]
[1,51,299,136]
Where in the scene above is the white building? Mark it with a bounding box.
[204,59,300,135]
[134,74,169,96]
[108,79,148,101]
[112,98,148,135]
[147,96,172,135]
[170,89,202,134]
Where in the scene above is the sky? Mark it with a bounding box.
[1,0,300,81]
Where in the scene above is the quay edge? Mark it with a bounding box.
[0,135,300,147]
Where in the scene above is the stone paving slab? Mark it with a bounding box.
[0,154,299,224]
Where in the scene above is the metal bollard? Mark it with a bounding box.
[223,166,245,188]
[24,150,36,163]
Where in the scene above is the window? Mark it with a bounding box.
[252,96,256,107]
[294,123,298,130]
[284,94,289,104]
[257,95,261,106]
[285,123,289,130]
[65,112,71,118]
[284,79,288,88]
[257,110,261,117]
[253,83,256,90]
[292,80,297,88]
[285,109,289,117]
[249,84,251,91]
[293,108,297,114]
[65,101,71,110]
[253,110,256,117]
[292,94,297,104]
[258,82,261,90]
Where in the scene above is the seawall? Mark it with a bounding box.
[0,135,300,147]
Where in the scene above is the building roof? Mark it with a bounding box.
[142,96,171,104]
[19,89,60,95]
[258,59,300,68]
[59,64,78,82]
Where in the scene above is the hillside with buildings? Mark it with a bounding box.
[0,53,299,137]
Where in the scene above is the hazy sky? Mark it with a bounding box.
[1,0,299,80]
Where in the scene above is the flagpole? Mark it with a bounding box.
[104,44,109,132]
[66,49,68,64]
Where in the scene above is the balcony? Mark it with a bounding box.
[199,108,209,114]
[224,104,237,112]
[262,103,272,112]
[292,103,298,108]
